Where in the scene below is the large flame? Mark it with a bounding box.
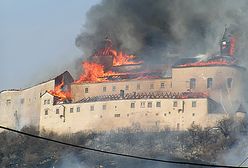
[48,80,71,101]
[110,49,143,66]
[74,62,122,83]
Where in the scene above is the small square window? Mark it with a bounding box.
[47,99,50,104]
[77,107,80,112]
[192,113,195,116]
[150,84,154,89]
[148,102,152,108]
[156,102,161,107]
[140,102,145,108]
[125,85,129,91]
[156,113,159,116]
[56,109,59,114]
[45,109,48,115]
[102,104,106,110]
[192,101,197,108]
[173,101,178,107]
[112,86,116,92]
[114,114,120,117]
[44,100,47,105]
[164,113,166,116]
[70,108,74,113]
[90,105,94,111]
[160,83,165,88]
[85,88,89,93]
[103,87,107,92]
[137,84,140,90]
[169,112,171,114]
[131,102,135,108]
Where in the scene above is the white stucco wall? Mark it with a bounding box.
[40,93,226,134]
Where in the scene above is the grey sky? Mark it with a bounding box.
[0,0,101,91]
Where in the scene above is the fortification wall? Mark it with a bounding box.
[40,93,226,134]
[172,66,245,113]
[0,80,55,130]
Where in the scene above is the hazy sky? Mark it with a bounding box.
[0,0,101,91]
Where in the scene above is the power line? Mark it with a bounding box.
[239,155,248,167]
[0,125,245,168]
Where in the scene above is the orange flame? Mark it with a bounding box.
[74,62,122,83]
[110,49,143,66]
[178,59,236,67]
[48,80,71,101]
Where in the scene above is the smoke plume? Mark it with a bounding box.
[76,0,248,63]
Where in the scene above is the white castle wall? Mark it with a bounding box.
[0,80,55,130]
[39,93,227,134]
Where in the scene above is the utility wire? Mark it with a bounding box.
[239,155,248,167]
[0,125,245,168]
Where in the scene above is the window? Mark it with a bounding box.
[103,86,107,92]
[45,109,48,115]
[177,123,180,130]
[160,82,165,88]
[47,99,50,104]
[6,99,11,105]
[169,112,171,114]
[114,114,120,117]
[190,78,196,89]
[90,105,94,111]
[156,101,161,108]
[148,102,152,108]
[85,88,89,93]
[150,84,154,89]
[192,113,195,116]
[70,108,74,113]
[112,86,116,92]
[102,104,106,110]
[131,102,135,108]
[56,109,59,114]
[20,98,25,104]
[44,100,47,105]
[207,78,213,89]
[77,107,80,112]
[164,113,167,116]
[173,101,178,107]
[192,101,197,108]
[156,113,159,116]
[140,102,145,108]
[125,85,129,91]
[137,84,140,90]
[227,78,232,88]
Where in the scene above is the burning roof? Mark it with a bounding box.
[173,55,237,68]
[74,38,163,84]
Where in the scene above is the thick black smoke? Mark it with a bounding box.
[76,0,248,63]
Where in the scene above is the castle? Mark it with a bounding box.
[0,30,247,134]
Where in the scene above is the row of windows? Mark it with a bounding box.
[131,101,197,108]
[44,100,198,116]
[84,82,166,93]
[45,107,197,117]
[112,112,196,118]
[189,78,232,89]
[130,101,161,108]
